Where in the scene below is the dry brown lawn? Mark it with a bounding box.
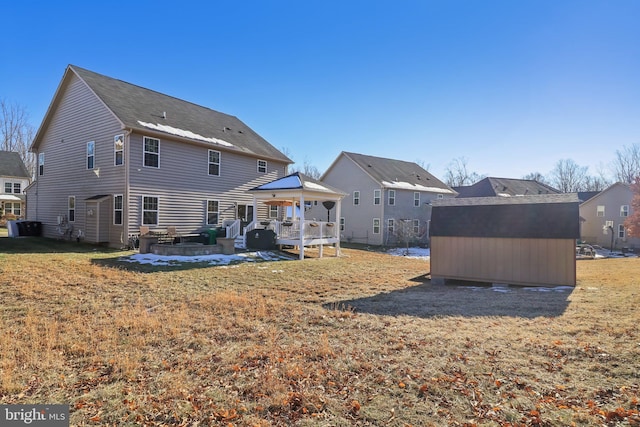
[0,237,639,426]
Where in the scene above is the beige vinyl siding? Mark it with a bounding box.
[431,236,576,286]
[127,132,287,234]
[26,73,126,244]
[320,155,385,245]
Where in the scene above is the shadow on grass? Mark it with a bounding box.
[326,277,574,318]
[0,236,122,255]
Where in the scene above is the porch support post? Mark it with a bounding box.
[252,196,258,223]
[299,194,305,260]
[335,198,342,256]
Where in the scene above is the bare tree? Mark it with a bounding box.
[415,159,430,171]
[287,154,322,179]
[444,156,485,187]
[549,159,588,192]
[1,98,36,176]
[522,172,547,183]
[611,143,640,184]
[581,175,609,192]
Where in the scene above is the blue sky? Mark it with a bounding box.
[2,0,639,181]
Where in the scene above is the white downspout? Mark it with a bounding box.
[299,194,305,260]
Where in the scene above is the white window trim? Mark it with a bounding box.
[388,190,395,206]
[340,217,345,232]
[621,205,629,217]
[597,205,605,217]
[208,149,221,176]
[113,194,123,225]
[257,159,267,173]
[413,219,420,234]
[387,218,395,233]
[87,141,95,170]
[206,199,220,225]
[618,224,626,238]
[414,192,420,207]
[68,196,76,222]
[353,191,360,206]
[114,134,124,166]
[373,218,380,234]
[143,136,160,168]
[142,195,159,226]
[373,189,381,205]
[269,205,278,219]
[38,153,45,176]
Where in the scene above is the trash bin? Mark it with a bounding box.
[246,229,276,250]
[207,228,217,245]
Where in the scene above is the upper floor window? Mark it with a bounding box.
[142,196,159,225]
[207,200,219,225]
[114,134,124,166]
[373,189,381,205]
[208,150,220,176]
[269,205,278,218]
[3,183,11,193]
[143,137,160,168]
[14,183,21,193]
[353,191,360,206]
[114,195,123,225]
[372,218,380,234]
[87,141,95,169]
[68,196,76,222]
[257,159,267,173]
[621,205,629,217]
[618,224,626,238]
[597,205,605,217]
[414,192,420,207]
[388,190,396,206]
[4,182,20,193]
[38,153,45,176]
[387,218,395,233]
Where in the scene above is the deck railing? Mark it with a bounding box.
[275,220,338,240]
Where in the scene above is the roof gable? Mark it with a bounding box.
[33,65,292,163]
[0,151,30,178]
[455,177,560,198]
[328,151,455,194]
[579,182,632,206]
[250,172,346,195]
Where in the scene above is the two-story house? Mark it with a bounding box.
[0,151,31,221]
[454,177,560,198]
[26,65,292,247]
[315,152,456,246]
[579,182,640,251]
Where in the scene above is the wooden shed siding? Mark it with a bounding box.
[431,236,576,286]
[26,74,125,242]
[127,132,286,233]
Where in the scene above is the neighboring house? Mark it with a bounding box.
[0,151,31,220]
[26,65,291,247]
[454,177,560,198]
[579,182,640,250]
[315,151,457,246]
[430,194,580,287]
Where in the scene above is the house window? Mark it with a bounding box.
[13,183,20,193]
[373,218,380,234]
[68,196,75,222]
[340,217,345,231]
[437,194,444,199]
[414,192,420,207]
[143,137,160,168]
[597,205,605,217]
[87,141,95,169]
[5,202,21,216]
[621,205,629,217]
[269,205,278,219]
[604,220,614,234]
[207,200,219,225]
[618,224,626,238]
[388,218,395,234]
[388,190,395,206]
[413,219,420,234]
[38,153,45,176]
[114,195,123,225]
[208,150,220,176]
[142,196,159,225]
[353,191,360,206]
[4,183,11,193]
[374,189,381,205]
[114,134,124,166]
[257,159,267,173]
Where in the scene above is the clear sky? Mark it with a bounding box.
[2,0,639,181]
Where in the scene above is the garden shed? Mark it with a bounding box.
[430,194,580,287]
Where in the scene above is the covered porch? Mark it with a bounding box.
[248,172,346,259]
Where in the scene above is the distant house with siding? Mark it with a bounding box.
[430,194,580,287]
[0,151,31,220]
[579,182,640,250]
[26,65,291,247]
[314,152,456,246]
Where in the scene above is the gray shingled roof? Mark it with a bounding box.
[454,177,560,198]
[340,152,455,193]
[0,151,30,178]
[46,66,291,162]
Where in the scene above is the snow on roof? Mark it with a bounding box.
[137,121,233,147]
[381,180,456,193]
[304,181,333,192]
[255,175,302,190]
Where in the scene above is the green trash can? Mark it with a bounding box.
[207,228,217,244]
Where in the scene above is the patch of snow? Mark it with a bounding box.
[118,250,293,266]
[304,181,334,192]
[386,247,430,259]
[381,180,455,194]
[137,121,233,147]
